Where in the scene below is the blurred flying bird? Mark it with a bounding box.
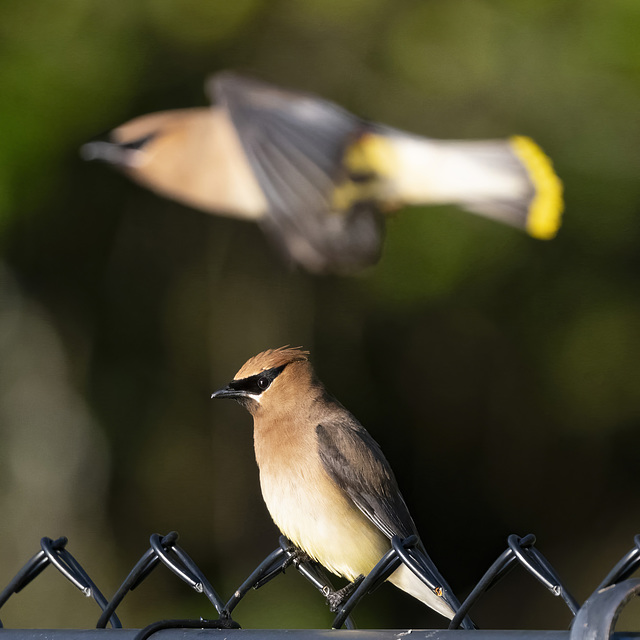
[211,346,469,624]
[82,72,563,273]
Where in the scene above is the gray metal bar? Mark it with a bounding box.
[571,579,640,640]
[0,631,638,640]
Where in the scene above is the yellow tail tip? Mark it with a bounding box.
[510,135,564,240]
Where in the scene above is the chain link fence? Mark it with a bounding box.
[1,531,639,640]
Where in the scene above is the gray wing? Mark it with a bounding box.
[316,415,473,627]
[315,416,419,540]
[209,72,384,273]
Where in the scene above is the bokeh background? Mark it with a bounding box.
[1,0,640,631]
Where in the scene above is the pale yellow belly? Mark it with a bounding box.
[259,463,390,581]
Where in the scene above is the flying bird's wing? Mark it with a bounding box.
[209,72,385,273]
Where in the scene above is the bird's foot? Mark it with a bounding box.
[282,545,314,570]
[323,575,365,612]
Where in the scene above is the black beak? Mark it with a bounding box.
[211,385,245,400]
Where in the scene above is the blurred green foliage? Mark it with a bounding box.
[0,0,640,632]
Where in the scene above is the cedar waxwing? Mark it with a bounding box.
[211,346,463,622]
[82,72,563,274]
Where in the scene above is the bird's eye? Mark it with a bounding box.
[257,376,271,390]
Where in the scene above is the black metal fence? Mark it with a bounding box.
[0,532,639,640]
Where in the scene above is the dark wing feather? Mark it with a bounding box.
[316,415,474,627]
[316,417,418,540]
[209,72,384,273]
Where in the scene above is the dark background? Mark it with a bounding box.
[1,0,639,631]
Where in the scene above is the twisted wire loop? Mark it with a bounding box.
[97,531,231,630]
[595,534,640,592]
[449,533,580,629]
[0,536,120,629]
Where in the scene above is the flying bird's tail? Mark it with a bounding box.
[364,129,563,239]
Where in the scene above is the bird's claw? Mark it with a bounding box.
[282,545,313,571]
[324,574,365,612]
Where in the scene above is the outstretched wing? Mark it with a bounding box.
[209,72,384,273]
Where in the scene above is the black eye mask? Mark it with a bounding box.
[228,363,287,396]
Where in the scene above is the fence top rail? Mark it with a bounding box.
[0,632,639,640]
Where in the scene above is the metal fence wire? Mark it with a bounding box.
[0,532,639,640]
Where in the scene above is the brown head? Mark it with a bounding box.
[80,107,266,219]
[211,346,328,421]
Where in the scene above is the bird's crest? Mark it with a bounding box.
[234,346,310,379]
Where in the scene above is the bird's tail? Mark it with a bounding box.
[361,130,564,239]
[387,544,475,628]
[389,562,457,619]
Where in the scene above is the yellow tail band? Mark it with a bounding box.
[510,135,564,240]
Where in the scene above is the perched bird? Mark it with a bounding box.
[211,346,465,623]
[82,72,563,274]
